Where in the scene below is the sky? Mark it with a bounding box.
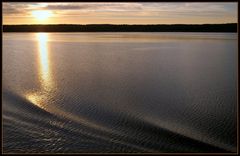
[3,2,238,25]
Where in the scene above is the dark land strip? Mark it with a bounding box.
[3,23,237,32]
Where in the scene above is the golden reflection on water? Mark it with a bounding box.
[37,33,53,91]
[26,33,54,110]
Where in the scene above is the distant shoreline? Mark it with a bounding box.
[3,24,237,32]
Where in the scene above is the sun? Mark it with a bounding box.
[31,10,53,20]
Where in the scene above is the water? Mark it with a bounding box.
[2,33,237,153]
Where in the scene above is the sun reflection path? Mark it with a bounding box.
[26,33,54,110]
[37,33,53,91]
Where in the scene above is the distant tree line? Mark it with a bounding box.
[3,23,237,32]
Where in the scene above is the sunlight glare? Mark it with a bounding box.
[32,10,53,20]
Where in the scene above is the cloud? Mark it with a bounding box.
[43,3,143,12]
[3,2,237,14]
[3,3,25,15]
[3,3,42,16]
[45,4,91,10]
[3,2,237,24]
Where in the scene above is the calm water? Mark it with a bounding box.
[2,33,237,153]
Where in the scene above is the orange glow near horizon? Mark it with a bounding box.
[3,3,237,25]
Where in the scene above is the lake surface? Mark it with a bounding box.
[2,33,237,153]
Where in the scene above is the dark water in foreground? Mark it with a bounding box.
[2,33,237,153]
